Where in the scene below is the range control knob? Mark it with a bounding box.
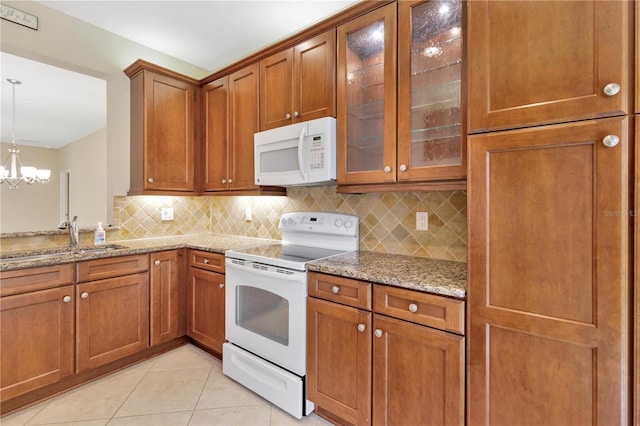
[335,219,343,227]
[287,218,294,226]
[281,218,286,226]
[344,220,353,229]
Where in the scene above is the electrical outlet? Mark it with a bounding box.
[161,207,174,221]
[245,207,252,221]
[416,212,428,231]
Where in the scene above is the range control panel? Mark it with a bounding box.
[279,212,359,238]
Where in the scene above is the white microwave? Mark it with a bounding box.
[254,117,336,187]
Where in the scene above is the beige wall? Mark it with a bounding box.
[0,0,208,226]
[59,128,108,227]
[0,143,59,232]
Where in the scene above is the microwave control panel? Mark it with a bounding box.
[309,135,325,170]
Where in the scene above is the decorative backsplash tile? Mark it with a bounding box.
[111,187,466,262]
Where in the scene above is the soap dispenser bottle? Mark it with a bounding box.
[94,222,106,245]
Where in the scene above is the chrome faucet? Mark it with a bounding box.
[69,216,79,249]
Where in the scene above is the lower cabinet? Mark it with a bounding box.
[76,255,150,372]
[307,272,465,426]
[150,250,184,346]
[0,264,75,402]
[187,250,226,353]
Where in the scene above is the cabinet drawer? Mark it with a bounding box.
[189,250,225,273]
[373,285,465,335]
[76,254,149,283]
[308,272,371,310]
[1,264,74,297]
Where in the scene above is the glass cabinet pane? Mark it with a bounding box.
[408,0,462,168]
[345,19,387,173]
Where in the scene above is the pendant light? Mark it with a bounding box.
[0,78,51,190]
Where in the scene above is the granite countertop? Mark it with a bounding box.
[1,235,467,299]
[307,251,467,299]
[0,234,277,272]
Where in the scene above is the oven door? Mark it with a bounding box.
[225,258,307,376]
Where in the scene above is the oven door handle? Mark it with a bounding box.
[225,259,304,281]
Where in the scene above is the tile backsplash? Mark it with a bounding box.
[112,187,467,262]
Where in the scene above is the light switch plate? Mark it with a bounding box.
[416,212,428,231]
[161,207,174,221]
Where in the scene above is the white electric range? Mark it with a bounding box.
[223,212,359,419]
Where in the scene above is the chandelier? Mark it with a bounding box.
[0,78,51,190]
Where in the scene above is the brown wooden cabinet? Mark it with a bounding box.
[76,255,150,372]
[150,250,184,346]
[337,3,397,187]
[337,1,466,193]
[467,0,630,133]
[0,265,75,402]
[307,273,372,425]
[397,0,465,183]
[202,63,279,194]
[187,250,225,353]
[467,117,630,425]
[307,272,465,425]
[260,29,336,131]
[125,60,197,194]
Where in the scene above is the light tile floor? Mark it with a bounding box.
[1,344,333,426]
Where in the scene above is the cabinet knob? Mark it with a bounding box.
[383,166,391,173]
[204,258,210,264]
[81,292,89,299]
[293,111,300,117]
[228,179,233,184]
[408,303,418,313]
[285,113,292,119]
[399,164,407,172]
[62,295,72,303]
[374,329,383,338]
[331,285,340,294]
[154,259,161,266]
[147,177,154,183]
[357,323,366,332]
[219,283,225,289]
[602,135,620,148]
[603,83,621,96]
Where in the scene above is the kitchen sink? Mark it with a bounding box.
[1,244,129,262]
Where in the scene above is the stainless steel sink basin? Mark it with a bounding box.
[1,244,128,262]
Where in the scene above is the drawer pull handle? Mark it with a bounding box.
[374,329,383,338]
[62,295,71,303]
[204,259,210,264]
[219,283,225,289]
[408,303,418,313]
[154,260,161,266]
[81,292,89,299]
[147,177,154,183]
[331,285,340,294]
[357,323,366,332]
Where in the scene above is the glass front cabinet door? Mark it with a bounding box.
[398,0,465,182]
[337,3,397,185]
[337,1,465,189]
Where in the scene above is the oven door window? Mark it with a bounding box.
[235,286,289,346]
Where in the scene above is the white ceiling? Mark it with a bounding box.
[1,0,359,149]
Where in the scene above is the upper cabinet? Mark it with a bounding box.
[125,60,197,194]
[260,30,336,131]
[337,1,466,192]
[467,0,630,133]
[203,64,262,193]
[337,3,398,186]
[397,0,465,182]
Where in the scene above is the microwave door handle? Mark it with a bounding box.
[297,127,308,181]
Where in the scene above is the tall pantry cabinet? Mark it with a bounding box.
[466,1,631,425]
